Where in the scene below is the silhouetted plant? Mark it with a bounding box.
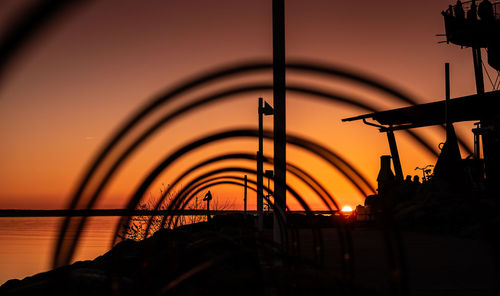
[120,183,232,241]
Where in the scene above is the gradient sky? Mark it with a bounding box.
[0,0,493,210]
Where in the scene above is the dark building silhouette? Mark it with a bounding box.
[344,91,500,197]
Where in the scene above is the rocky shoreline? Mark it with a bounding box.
[0,215,372,296]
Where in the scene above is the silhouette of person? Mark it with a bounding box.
[478,0,494,21]
[468,0,477,20]
[454,1,466,19]
[405,175,412,184]
[413,175,421,184]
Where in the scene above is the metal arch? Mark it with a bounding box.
[136,152,339,239]
[129,153,340,247]
[165,167,295,250]
[120,165,353,278]
[168,178,276,231]
[116,166,351,277]
[135,175,270,238]
[62,60,445,214]
[121,147,355,275]
[169,178,261,235]
[183,176,266,203]
[65,58,421,214]
[76,82,434,212]
[164,153,336,209]
[55,128,373,266]
[64,60,469,217]
[172,178,291,254]
[53,83,361,267]
[0,8,416,291]
[110,79,448,248]
[159,167,303,229]
[55,62,463,266]
[0,0,90,84]
[171,172,329,270]
[182,177,264,208]
[91,84,431,232]
[133,178,261,238]
[66,82,438,223]
[165,168,322,264]
[125,130,372,232]
[111,84,438,241]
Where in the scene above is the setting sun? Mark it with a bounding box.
[341,205,353,212]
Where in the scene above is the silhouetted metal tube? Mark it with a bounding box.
[387,130,404,183]
[257,98,264,230]
[244,175,248,213]
[273,0,287,244]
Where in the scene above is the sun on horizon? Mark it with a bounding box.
[341,205,353,212]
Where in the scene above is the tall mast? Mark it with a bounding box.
[272,0,286,243]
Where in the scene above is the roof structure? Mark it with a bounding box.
[342,91,500,130]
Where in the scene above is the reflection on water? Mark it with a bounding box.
[0,217,119,285]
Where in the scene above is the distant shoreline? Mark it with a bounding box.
[0,209,338,217]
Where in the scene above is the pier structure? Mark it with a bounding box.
[343,2,500,199]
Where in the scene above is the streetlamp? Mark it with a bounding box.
[257,97,274,231]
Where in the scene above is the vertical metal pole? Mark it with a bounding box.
[268,175,271,196]
[206,199,211,222]
[445,62,450,126]
[473,124,481,159]
[244,175,248,213]
[387,130,404,183]
[472,47,485,94]
[471,50,485,159]
[257,98,264,230]
[273,0,286,243]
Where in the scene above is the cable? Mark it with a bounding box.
[481,58,496,90]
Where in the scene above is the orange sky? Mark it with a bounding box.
[0,0,493,210]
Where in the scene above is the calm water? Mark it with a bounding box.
[0,217,120,285]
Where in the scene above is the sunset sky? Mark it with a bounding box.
[0,0,492,210]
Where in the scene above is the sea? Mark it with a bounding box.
[0,217,120,285]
